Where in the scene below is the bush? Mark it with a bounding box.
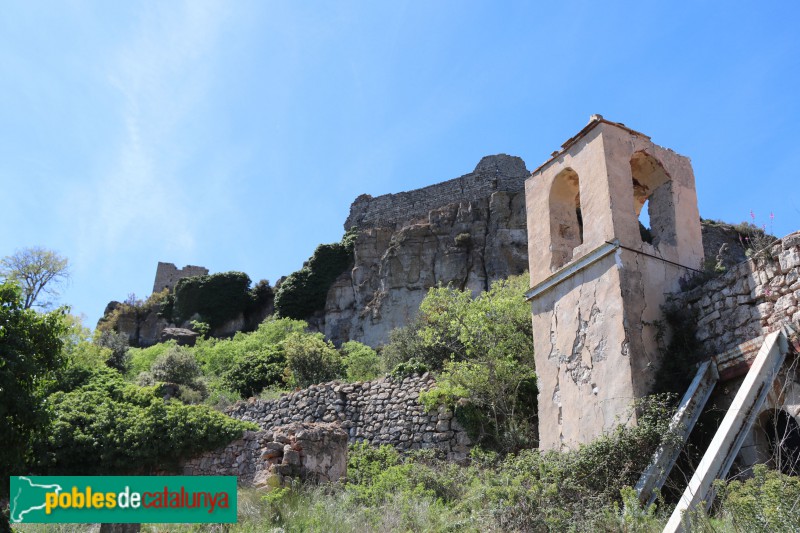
[284,332,344,388]
[37,366,253,474]
[421,358,537,452]
[342,341,382,382]
[173,271,252,329]
[716,464,800,531]
[222,348,286,398]
[400,274,538,450]
[142,345,207,402]
[475,395,676,531]
[390,358,429,378]
[127,340,176,378]
[383,273,534,372]
[274,229,357,319]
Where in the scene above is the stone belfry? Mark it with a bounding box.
[525,116,704,450]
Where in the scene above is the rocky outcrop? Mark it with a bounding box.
[160,327,200,346]
[325,154,530,347]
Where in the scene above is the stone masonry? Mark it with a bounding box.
[152,262,209,294]
[326,154,530,347]
[226,373,472,462]
[670,231,800,375]
[345,154,529,230]
[181,423,348,488]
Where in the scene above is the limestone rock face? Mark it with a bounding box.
[325,155,529,347]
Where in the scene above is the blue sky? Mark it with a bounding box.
[2,1,798,327]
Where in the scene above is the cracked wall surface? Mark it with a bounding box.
[526,117,704,450]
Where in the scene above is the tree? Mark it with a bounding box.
[0,282,66,501]
[0,246,70,309]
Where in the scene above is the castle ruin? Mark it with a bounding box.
[152,262,209,294]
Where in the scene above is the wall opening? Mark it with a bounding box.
[764,409,800,475]
[549,168,583,270]
[630,152,676,248]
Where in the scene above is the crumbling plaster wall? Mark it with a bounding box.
[527,118,703,450]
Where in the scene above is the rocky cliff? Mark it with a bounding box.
[324,154,530,347]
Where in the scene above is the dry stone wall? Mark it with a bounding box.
[180,423,348,487]
[671,231,800,360]
[226,374,472,462]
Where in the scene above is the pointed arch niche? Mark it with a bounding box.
[549,167,584,270]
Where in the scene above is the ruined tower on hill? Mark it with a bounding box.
[324,154,530,347]
[525,116,704,450]
[152,262,209,294]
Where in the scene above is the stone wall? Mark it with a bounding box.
[152,262,209,294]
[344,155,529,230]
[181,423,347,487]
[670,231,800,361]
[327,154,530,347]
[226,374,472,462]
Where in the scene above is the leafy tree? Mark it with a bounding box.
[0,246,69,309]
[0,282,65,499]
[172,271,252,329]
[401,274,538,451]
[284,332,344,387]
[94,329,131,372]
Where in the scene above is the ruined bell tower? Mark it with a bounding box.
[525,116,704,450]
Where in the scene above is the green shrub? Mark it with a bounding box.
[421,358,537,452]
[342,341,382,382]
[222,348,286,398]
[284,332,344,388]
[399,274,538,451]
[474,394,676,531]
[173,271,252,329]
[127,340,177,378]
[716,464,800,531]
[274,229,357,319]
[94,329,131,372]
[38,366,253,474]
[390,358,429,378]
[382,318,455,372]
[383,273,534,372]
[149,345,202,385]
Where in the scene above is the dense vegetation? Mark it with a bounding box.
[97,273,274,339]
[5,262,800,532]
[274,229,357,319]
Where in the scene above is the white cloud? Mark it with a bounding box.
[71,0,230,262]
